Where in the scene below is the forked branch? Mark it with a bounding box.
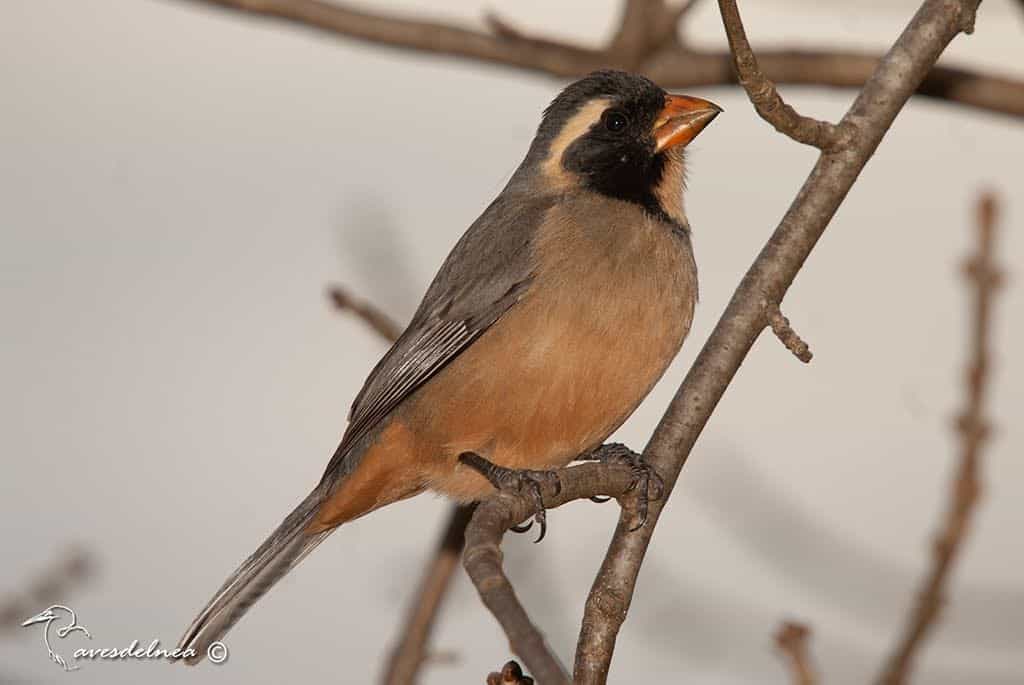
[463,461,646,685]
[573,2,985,682]
[183,0,1024,117]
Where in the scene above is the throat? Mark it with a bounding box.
[585,151,687,234]
[585,184,688,237]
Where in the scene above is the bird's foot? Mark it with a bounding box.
[458,452,561,543]
[577,443,665,531]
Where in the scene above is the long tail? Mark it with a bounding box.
[175,487,332,664]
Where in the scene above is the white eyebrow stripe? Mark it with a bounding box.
[540,98,611,189]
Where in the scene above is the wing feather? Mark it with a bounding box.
[319,190,553,484]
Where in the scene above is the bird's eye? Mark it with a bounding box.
[602,110,628,133]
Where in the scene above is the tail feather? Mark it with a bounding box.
[176,488,332,664]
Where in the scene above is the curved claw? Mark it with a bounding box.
[632,465,665,503]
[524,479,548,543]
[627,493,649,532]
[582,444,665,532]
[457,451,558,542]
[532,511,548,544]
[627,464,663,531]
[590,495,612,503]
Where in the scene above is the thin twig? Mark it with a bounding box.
[574,2,984,682]
[382,505,474,685]
[328,286,403,342]
[765,301,813,363]
[463,461,642,685]
[775,622,817,685]
[875,191,1004,685]
[717,0,846,149]
[182,0,1024,117]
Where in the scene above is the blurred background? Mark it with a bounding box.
[1,0,1021,683]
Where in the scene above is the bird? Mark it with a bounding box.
[21,604,92,671]
[176,69,720,664]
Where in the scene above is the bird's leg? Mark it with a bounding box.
[457,452,561,543]
[576,443,665,531]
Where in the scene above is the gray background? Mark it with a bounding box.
[2,0,1022,683]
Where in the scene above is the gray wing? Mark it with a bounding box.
[319,190,554,483]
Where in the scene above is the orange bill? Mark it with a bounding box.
[653,95,722,152]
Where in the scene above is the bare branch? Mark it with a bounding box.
[765,301,813,363]
[382,505,474,685]
[327,285,403,342]
[875,191,1004,685]
[190,0,604,76]
[717,0,847,150]
[574,2,985,682]
[182,0,1024,117]
[464,462,642,685]
[775,622,817,685]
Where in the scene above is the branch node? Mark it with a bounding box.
[487,660,535,685]
[764,301,813,363]
[464,460,637,685]
[483,11,521,41]
[958,2,979,34]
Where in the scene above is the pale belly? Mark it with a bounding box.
[401,263,695,502]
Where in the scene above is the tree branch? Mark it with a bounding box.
[874,191,1004,685]
[463,462,643,685]
[182,0,1024,118]
[718,0,847,149]
[573,2,984,682]
[775,622,817,685]
[328,285,403,342]
[382,505,474,685]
